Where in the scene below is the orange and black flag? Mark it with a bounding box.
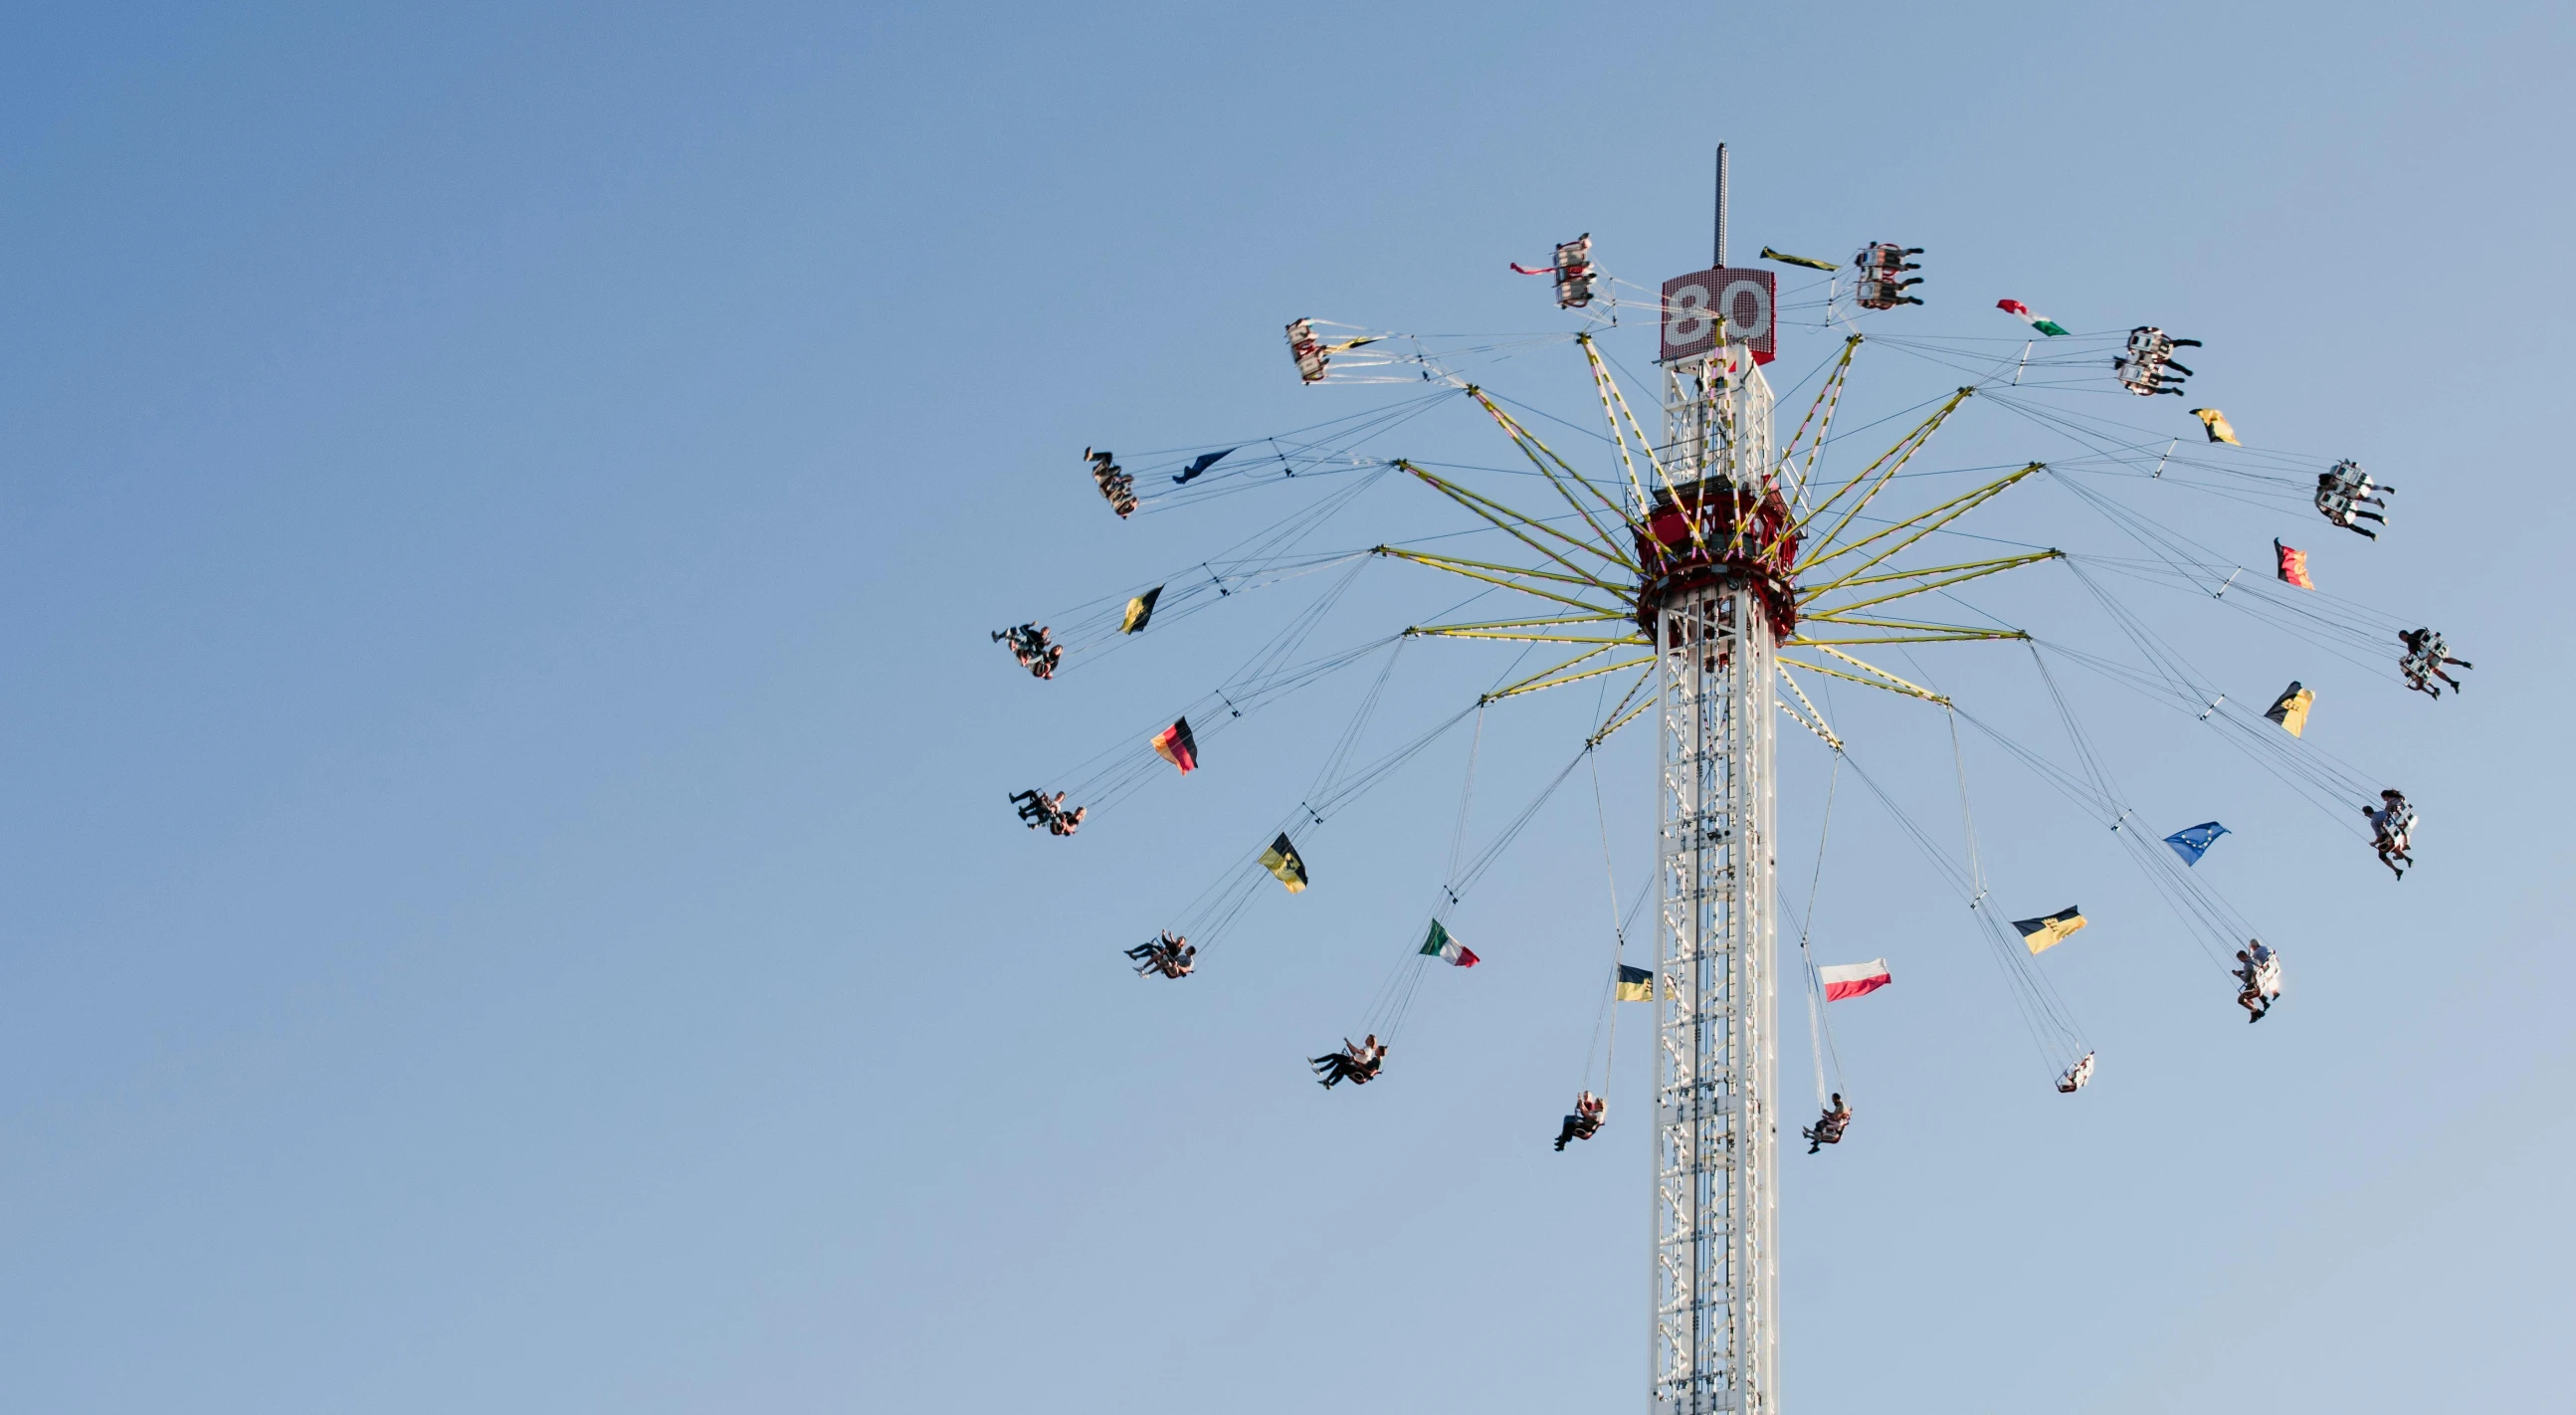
[1150,716,1198,773]
[1121,585,1163,634]
[1615,964,1655,1001]
[1259,833,1308,893]
[2274,538,2314,590]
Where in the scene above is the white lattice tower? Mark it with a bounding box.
[1650,343,1780,1415]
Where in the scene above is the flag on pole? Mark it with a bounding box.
[1150,717,1198,773]
[1996,299,2071,336]
[2163,821,2230,866]
[1615,964,1654,1001]
[2190,407,2241,445]
[1761,246,1842,272]
[1818,958,1893,1001]
[1420,919,1479,967]
[1121,585,1164,634]
[2265,682,2314,737]
[2275,538,2314,590]
[2014,906,2088,954]
[1258,833,1308,893]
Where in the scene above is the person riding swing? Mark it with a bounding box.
[2398,628,2472,698]
[1801,1094,1853,1152]
[2057,1052,2096,1094]
[2366,789,2417,879]
[1552,1091,1606,1150]
[2234,941,2282,1022]
[1309,1035,1387,1089]
[1124,930,1194,979]
[991,623,1062,679]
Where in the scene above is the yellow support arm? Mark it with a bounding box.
[1790,631,2030,646]
[1791,387,1974,560]
[1797,613,2031,636]
[1799,464,2044,587]
[1775,334,1862,512]
[1373,547,1630,616]
[1411,630,1647,644]
[1578,334,1656,516]
[1802,549,2062,618]
[1403,611,1631,634]
[1482,644,1653,703]
[1588,679,1658,745]
[1775,664,1845,750]
[1815,550,2064,592]
[1779,646,1952,706]
[1463,393,1641,569]
[1398,461,1632,588]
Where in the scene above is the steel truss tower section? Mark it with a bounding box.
[1649,345,1780,1415]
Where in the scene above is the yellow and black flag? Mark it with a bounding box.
[1259,833,1308,893]
[2265,681,2314,737]
[1121,585,1164,635]
[1615,964,1655,1001]
[2013,906,2088,955]
[1760,246,1841,272]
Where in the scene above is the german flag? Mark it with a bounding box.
[2275,538,2314,590]
[1615,964,1654,1001]
[1121,585,1163,635]
[1259,833,1308,893]
[2013,906,2087,955]
[1150,717,1198,773]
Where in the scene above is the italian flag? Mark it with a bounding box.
[1818,958,1892,1001]
[1996,300,2070,336]
[1420,919,1479,967]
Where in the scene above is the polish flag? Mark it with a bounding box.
[1819,958,1892,1002]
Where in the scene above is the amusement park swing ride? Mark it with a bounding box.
[992,145,2459,1414]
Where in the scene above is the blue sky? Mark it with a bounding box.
[4,3,2570,1411]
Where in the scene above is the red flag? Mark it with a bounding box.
[2274,538,2313,590]
[1149,717,1198,773]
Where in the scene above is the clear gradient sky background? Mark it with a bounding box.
[5,4,2571,1412]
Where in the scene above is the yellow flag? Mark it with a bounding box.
[2190,408,2241,445]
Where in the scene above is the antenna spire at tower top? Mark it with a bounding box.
[1714,142,1729,267]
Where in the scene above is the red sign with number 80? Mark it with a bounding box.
[1659,267,1777,365]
